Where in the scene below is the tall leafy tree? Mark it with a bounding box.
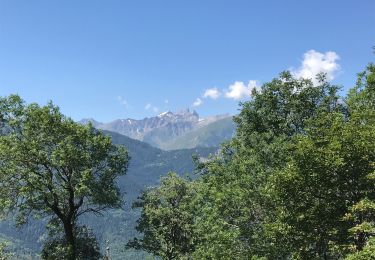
[190,72,343,258]
[269,64,375,258]
[127,172,196,260]
[0,95,129,259]
[341,63,375,255]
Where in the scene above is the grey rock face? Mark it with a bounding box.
[79,109,234,149]
[80,109,199,139]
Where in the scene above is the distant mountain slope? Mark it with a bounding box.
[80,109,200,143]
[0,130,217,259]
[80,111,234,150]
[105,130,216,194]
[160,117,236,150]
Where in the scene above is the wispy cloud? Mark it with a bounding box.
[203,88,221,99]
[144,103,152,110]
[117,96,129,108]
[145,103,159,113]
[192,98,203,107]
[291,50,340,84]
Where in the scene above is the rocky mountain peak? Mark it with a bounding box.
[157,111,173,117]
[79,110,232,149]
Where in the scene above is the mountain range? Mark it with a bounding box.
[79,109,236,150]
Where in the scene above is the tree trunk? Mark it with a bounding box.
[63,220,76,260]
[356,231,366,251]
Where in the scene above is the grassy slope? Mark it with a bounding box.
[159,117,236,150]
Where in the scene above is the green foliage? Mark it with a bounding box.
[345,237,375,260]
[190,71,344,259]
[234,71,342,142]
[127,172,196,259]
[41,225,101,260]
[0,95,129,259]
[131,64,375,259]
[0,242,13,260]
[269,111,373,257]
[0,129,214,259]
[261,65,375,258]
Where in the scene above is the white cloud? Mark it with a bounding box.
[203,88,221,99]
[225,80,258,100]
[291,50,340,84]
[192,98,203,107]
[145,103,159,113]
[117,96,129,108]
[144,103,152,110]
[164,99,169,104]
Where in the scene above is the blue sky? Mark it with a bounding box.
[0,0,374,122]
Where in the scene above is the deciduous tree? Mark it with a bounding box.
[0,95,129,259]
[127,172,195,260]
